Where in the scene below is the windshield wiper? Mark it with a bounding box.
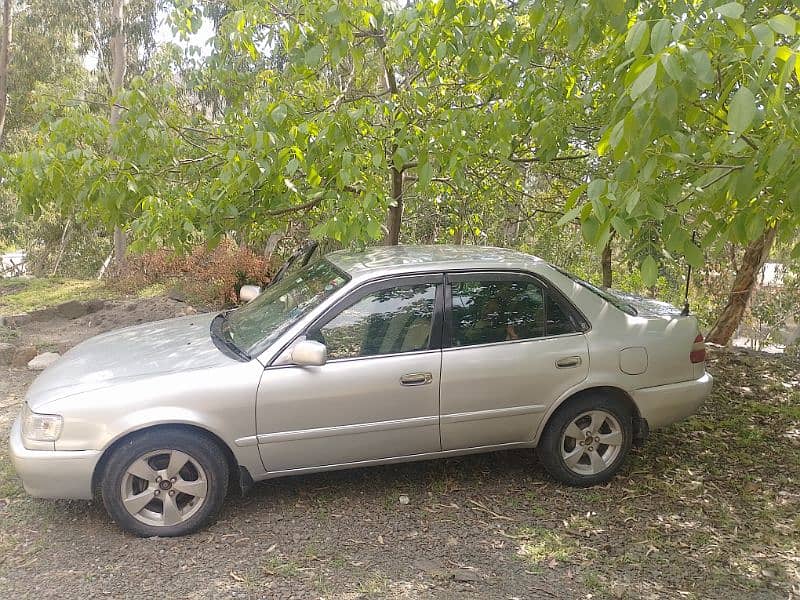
[270,240,319,286]
[210,311,250,361]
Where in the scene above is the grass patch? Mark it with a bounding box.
[0,324,18,343]
[0,278,119,315]
[262,556,300,578]
[355,573,390,595]
[515,526,580,566]
[135,282,168,299]
[0,450,24,499]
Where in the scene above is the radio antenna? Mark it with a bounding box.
[680,231,696,316]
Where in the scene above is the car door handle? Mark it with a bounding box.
[400,372,433,386]
[555,356,582,368]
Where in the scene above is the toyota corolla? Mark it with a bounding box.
[10,245,712,536]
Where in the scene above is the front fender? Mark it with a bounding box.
[46,360,267,478]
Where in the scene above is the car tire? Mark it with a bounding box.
[100,428,229,537]
[537,393,633,487]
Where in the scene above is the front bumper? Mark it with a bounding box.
[8,416,101,500]
[632,372,713,430]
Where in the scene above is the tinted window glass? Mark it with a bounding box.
[451,280,545,346]
[545,293,578,335]
[548,263,637,316]
[311,284,436,360]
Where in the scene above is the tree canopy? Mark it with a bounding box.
[0,0,798,342]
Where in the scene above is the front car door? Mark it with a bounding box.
[440,271,590,450]
[255,275,444,473]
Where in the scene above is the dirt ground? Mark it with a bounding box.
[1,297,798,599]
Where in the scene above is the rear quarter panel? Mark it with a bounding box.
[533,264,700,391]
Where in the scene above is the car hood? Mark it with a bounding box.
[26,313,236,409]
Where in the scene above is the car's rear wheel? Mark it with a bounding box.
[101,429,229,537]
[537,394,633,487]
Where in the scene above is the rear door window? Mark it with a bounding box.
[449,275,579,347]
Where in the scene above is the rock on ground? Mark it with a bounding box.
[0,342,14,365]
[27,352,61,371]
[4,313,31,328]
[11,346,38,367]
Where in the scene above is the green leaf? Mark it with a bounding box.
[657,86,678,115]
[683,241,703,268]
[630,63,658,99]
[745,214,765,240]
[270,104,288,125]
[661,53,683,81]
[304,44,324,67]
[366,218,382,239]
[580,217,599,244]
[769,14,796,36]
[597,127,612,157]
[418,161,433,188]
[564,183,588,210]
[767,141,791,173]
[751,23,775,47]
[641,255,658,287]
[602,0,625,15]
[323,7,343,25]
[727,87,756,134]
[557,205,582,227]
[651,20,671,53]
[672,22,685,42]
[714,3,745,19]
[625,189,641,212]
[587,179,606,201]
[611,216,631,238]
[691,51,714,85]
[625,22,650,57]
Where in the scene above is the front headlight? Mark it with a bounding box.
[21,403,63,442]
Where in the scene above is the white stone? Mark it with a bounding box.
[27,352,61,371]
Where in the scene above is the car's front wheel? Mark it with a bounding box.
[537,393,633,487]
[100,429,229,537]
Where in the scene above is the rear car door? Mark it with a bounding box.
[439,271,590,450]
[256,275,444,472]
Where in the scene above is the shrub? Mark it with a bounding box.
[109,239,272,308]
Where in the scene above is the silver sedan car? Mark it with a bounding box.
[10,246,712,536]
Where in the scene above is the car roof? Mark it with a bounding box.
[325,245,544,280]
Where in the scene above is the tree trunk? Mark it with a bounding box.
[386,167,403,245]
[601,240,612,288]
[110,0,127,266]
[379,35,403,246]
[0,0,12,146]
[707,226,777,345]
[113,226,127,267]
[51,219,73,277]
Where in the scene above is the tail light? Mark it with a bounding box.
[690,333,706,363]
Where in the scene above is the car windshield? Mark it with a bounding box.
[223,259,349,357]
[548,263,638,316]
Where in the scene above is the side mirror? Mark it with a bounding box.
[239,285,262,303]
[290,340,327,367]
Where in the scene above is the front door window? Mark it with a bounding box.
[311,283,437,360]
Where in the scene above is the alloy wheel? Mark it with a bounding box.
[560,410,623,475]
[120,449,208,527]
